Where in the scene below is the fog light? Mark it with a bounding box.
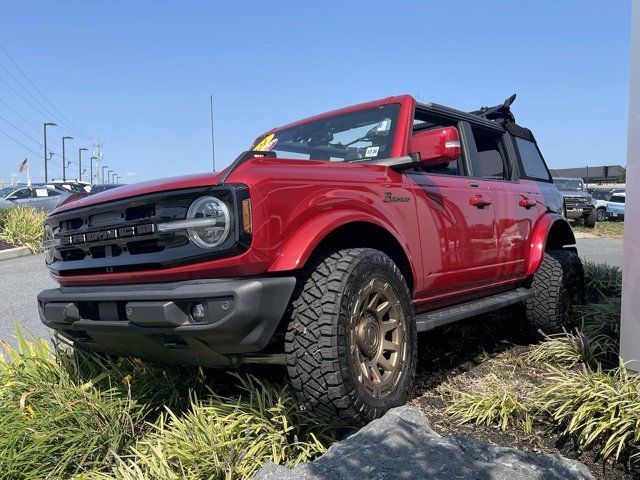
[191,302,206,322]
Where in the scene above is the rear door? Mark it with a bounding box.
[474,130,546,280]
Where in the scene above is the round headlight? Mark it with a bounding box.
[44,224,55,264]
[186,196,231,248]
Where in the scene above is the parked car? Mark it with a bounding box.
[606,192,626,221]
[39,94,583,425]
[90,184,125,194]
[552,177,596,227]
[42,180,92,194]
[0,186,76,212]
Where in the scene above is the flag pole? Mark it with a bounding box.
[27,160,31,187]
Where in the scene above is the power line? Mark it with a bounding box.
[0,97,41,136]
[0,42,93,139]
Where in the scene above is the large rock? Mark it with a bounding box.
[255,406,594,480]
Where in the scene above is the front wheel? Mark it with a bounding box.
[595,208,607,222]
[284,248,417,426]
[584,209,597,228]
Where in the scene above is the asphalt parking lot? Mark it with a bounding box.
[0,237,624,347]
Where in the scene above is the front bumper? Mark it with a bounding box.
[565,204,594,219]
[38,276,296,366]
[607,212,625,221]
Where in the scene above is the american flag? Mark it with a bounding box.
[18,158,28,172]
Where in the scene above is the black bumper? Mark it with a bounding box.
[38,277,296,366]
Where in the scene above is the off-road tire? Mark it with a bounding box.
[583,209,597,228]
[284,248,416,425]
[525,249,584,333]
[595,208,607,222]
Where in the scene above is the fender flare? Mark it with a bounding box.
[525,213,576,276]
[267,209,416,280]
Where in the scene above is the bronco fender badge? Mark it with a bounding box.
[384,192,410,203]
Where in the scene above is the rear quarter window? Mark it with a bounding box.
[515,137,551,181]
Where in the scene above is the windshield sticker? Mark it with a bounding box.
[365,146,380,157]
[376,119,389,131]
[253,133,278,152]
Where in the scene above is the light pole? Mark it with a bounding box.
[62,136,73,181]
[90,156,98,185]
[43,122,57,182]
[102,165,109,184]
[78,148,88,181]
[108,170,114,184]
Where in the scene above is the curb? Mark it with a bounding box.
[0,246,32,262]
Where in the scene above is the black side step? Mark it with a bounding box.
[415,287,535,333]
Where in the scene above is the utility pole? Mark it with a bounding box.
[92,139,103,185]
[62,136,73,181]
[210,94,216,172]
[90,156,97,185]
[78,148,88,181]
[43,122,57,182]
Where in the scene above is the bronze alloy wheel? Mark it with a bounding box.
[348,276,408,399]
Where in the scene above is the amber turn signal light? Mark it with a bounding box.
[241,198,252,234]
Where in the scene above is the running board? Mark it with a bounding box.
[415,287,535,333]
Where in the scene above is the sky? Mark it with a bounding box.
[0,1,631,184]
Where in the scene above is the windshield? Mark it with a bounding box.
[251,104,400,162]
[553,178,584,191]
[0,187,17,198]
[591,189,613,200]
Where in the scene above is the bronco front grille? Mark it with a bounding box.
[46,185,247,277]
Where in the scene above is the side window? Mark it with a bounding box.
[515,137,551,180]
[12,189,32,199]
[47,189,61,196]
[473,128,507,180]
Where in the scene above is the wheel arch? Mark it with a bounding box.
[268,214,416,293]
[525,213,576,276]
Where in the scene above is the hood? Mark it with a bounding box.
[52,171,223,214]
[558,189,590,197]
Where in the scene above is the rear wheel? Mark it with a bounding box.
[284,248,416,425]
[525,249,584,333]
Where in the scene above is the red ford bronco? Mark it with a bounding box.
[39,94,583,425]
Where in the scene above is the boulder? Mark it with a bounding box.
[255,405,594,480]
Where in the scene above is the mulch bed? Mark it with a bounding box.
[0,239,15,251]
[409,310,638,480]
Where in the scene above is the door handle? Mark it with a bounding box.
[469,195,492,208]
[519,197,536,209]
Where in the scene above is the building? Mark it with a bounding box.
[550,165,626,185]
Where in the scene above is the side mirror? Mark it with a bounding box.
[408,127,461,166]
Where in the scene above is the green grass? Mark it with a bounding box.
[525,330,599,368]
[573,221,624,238]
[0,206,47,252]
[0,330,336,479]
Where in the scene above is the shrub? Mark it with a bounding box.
[525,330,599,368]
[445,372,536,433]
[0,331,335,479]
[0,206,47,252]
[81,375,334,480]
[582,261,622,301]
[576,298,621,361]
[0,332,146,479]
[541,361,640,462]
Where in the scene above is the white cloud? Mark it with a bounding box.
[125,171,136,177]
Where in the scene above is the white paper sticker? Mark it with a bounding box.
[365,146,380,157]
[377,119,389,131]
[35,189,48,197]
